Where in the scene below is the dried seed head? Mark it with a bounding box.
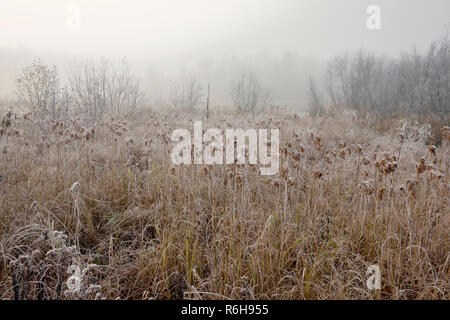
[291,152,301,161]
[356,144,362,154]
[313,170,322,179]
[428,145,436,157]
[416,158,426,175]
[377,187,386,200]
[358,181,374,194]
[407,179,418,198]
[280,164,288,179]
[429,169,444,180]
[314,136,321,150]
[236,174,243,187]
[287,176,295,186]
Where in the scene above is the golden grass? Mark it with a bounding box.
[0,106,448,300]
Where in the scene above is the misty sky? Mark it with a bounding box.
[0,0,449,105]
[1,0,449,58]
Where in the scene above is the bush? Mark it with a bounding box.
[69,58,143,124]
[169,78,203,110]
[15,59,69,122]
[231,72,271,116]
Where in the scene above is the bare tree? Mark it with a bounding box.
[307,77,324,117]
[169,78,203,110]
[15,59,62,120]
[69,58,143,124]
[324,55,351,110]
[231,72,271,116]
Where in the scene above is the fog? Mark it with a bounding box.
[1,0,449,107]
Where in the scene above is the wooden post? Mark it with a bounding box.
[206,83,210,120]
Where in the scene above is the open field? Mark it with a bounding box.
[0,106,448,299]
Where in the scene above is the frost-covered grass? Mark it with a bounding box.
[0,106,448,299]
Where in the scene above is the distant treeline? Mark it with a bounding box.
[309,33,449,138]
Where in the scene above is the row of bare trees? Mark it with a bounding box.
[15,58,144,126]
[168,71,272,115]
[309,33,450,125]
[169,78,203,110]
[16,58,273,122]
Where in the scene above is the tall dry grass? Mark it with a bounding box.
[0,105,448,299]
